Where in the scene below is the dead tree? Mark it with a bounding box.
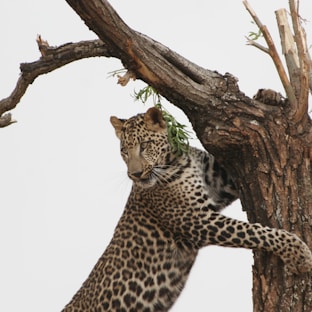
[1,1,311,310]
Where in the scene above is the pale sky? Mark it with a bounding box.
[1,1,311,311]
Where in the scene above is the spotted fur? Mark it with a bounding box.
[63,107,312,311]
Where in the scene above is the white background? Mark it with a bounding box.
[1,1,311,311]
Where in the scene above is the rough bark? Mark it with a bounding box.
[1,0,311,310]
[235,112,312,311]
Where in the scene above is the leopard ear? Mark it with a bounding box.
[144,107,166,132]
[110,116,125,139]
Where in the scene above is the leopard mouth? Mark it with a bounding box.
[138,176,156,186]
[129,172,156,188]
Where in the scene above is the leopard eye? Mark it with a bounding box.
[120,146,128,157]
[140,140,153,153]
[140,141,149,151]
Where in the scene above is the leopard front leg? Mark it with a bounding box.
[174,211,312,274]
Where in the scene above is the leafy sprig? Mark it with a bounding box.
[133,85,191,155]
[108,70,191,155]
[247,21,263,41]
[107,68,127,78]
[133,85,160,105]
[155,103,191,155]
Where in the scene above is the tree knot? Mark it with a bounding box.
[253,89,288,107]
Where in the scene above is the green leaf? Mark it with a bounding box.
[247,21,263,41]
[133,86,191,155]
[107,71,192,156]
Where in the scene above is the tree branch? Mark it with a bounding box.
[243,0,311,124]
[243,0,298,117]
[65,0,269,148]
[275,9,300,85]
[287,0,310,122]
[0,38,113,127]
[246,38,269,54]
[66,0,209,91]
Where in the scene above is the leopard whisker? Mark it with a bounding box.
[152,167,179,185]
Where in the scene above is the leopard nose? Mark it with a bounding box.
[129,171,143,180]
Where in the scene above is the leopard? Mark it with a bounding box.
[62,106,312,312]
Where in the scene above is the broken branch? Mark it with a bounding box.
[287,0,310,122]
[0,38,113,127]
[243,0,298,118]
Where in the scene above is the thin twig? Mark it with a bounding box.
[245,37,269,54]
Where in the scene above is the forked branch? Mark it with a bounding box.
[243,0,298,117]
[243,0,311,124]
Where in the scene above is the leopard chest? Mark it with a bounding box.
[157,165,210,209]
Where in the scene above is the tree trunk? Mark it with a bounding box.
[63,0,312,310]
[233,114,312,311]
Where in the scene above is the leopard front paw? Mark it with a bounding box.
[279,233,312,274]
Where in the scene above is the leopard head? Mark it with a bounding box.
[110,107,175,188]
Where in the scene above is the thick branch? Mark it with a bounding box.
[0,39,113,127]
[66,0,210,93]
[275,8,307,124]
[66,0,278,152]
[275,9,300,86]
[287,0,310,122]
